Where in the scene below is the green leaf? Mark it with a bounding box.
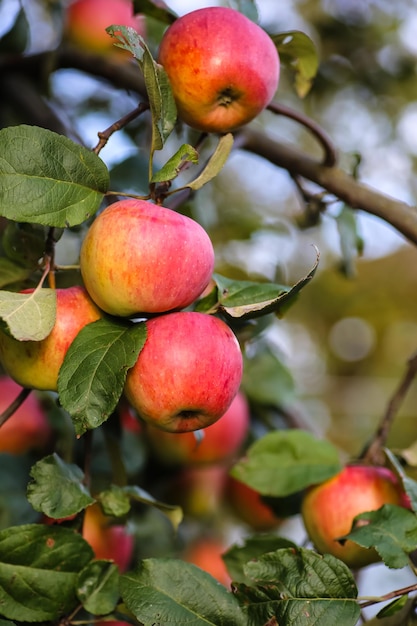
[0,125,109,227]
[343,504,417,569]
[123,485,183,531]
[235,547,360,626]
[97,485,131,517]
[227,0,259,23]
[0,258,32,288]
[187,133,234,191]
[132,0,177,24]
[335,205,364,277]
[243,346,296,406]
[223,535,297,584]
[2,222,51,269]
[375,595,411,620]
[58,318,147,436]
[27,453,94,519]
[0,287,56,340]
[0,524,93,621]
[77,560,120,615]
[385,448,417,514]
[271,31,319,98]
[121,559,247,626]
[230,430,342,497]
[150,144,199,183]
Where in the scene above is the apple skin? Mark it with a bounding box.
[0,376,52,454]
[183,537,231,587]
[80,199,215,317]
[165,465,228,519]
[227,475,282,531]
[158,7,280,133]
[82,503,134,572]
[0,286,102,391]
[301,464,411,569]
[65,0,145,58]
[145,390,250,465]
[124,312,243,433]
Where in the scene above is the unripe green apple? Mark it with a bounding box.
[65,0,145,59]
[301,464,411,568]
[145,390,250,465]
[80,199,215,317]
[124,312,243,433]
[0,286,102,391]
[158,7,280,133]
[227,475,282,531]
[82,503,134,572]
[0,376,52,454]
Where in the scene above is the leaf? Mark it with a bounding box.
[235,547,360,626]
[58,318,147,436]
[223,535,297,584]
[214,247,319,320]
[124,485,183,531]
[343,504,417,569]
[227,0,259,23]
[243,346,296,406]
[187,133,234,191]
[0,258,32,288]
[132,0,177,24]
[27,453,94,519]
[0,524,93,621]
[121,559,247,626]
[385,448,417,513]
[375,595,411,621]
[150,144,199,183]
[271,31,319,98]
[335,205,364,277]
[230,430,342,497]
[77,560,120,615]
[97,485,131,517]
[0,125,109,227]
[0,287,56,340]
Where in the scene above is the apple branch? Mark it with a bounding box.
[93,101,150,155]
[358,582,417,609]
[0,387,32,428]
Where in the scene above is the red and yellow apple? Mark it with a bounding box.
[183,537,231,587]
[80,199,215,317]
[146,390,250,465]
[82,503,134,572]
[0,286,102,391]
[301,464,411,568]
[227,475,282,531]
[65,0,145,58]
[165,465,228,519]
[158,7,280,133]
[0,376,52,454]
[124,312,243,433]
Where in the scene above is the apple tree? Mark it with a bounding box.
[1,1,417,625]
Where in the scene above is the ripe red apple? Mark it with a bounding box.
[82,503,134,572]
[124,312,243,433]
[183,537,231,587]
[158,7,280,133]
[80,199,215,317]
[227,475,282,531]
[0,376,52,454]
[65,0,145,59]
[146,390,250,465]
[301,464,411,568]
[0,286,102,391]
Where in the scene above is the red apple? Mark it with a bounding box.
[80,199,215,317]
[146,390,250,465]
[158,7,280,133]
[65,0,145,59]
[227,475,282,531]
[0,376,52,454]
[124,312,243,432]
[0,286,102,391]
[165,465,228,519]
[183,537,231,587]
[301,464,411,568]
[82,503,134,572]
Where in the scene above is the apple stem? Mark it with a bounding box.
[93,101,150,155]
[0,387,32,428]
[361,350,417,465]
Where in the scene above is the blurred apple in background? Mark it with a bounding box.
[158,6,280,133]
[301,464,411,568]
[65,0,145,59]
[165,465,228,519]
[227,475,282,531]
[125,312,243,433]
[145,390,250,465]
[183,536,231,587]
[0,376,51,454]
[82,503,134,572]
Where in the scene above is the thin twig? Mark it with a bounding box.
[0,387,32,428]
[93,101,150,155]
[359,582,417,609]
[362,351,417,464]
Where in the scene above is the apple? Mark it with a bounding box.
[124,311,243,433]
[158,7,280,133]
[145,390,250,465]
[301,464,411,568]
[0,376,52,454]
[80,199,215,317]
[82,503,134,572]
[164,465,228,519]
[183,537,231,587]
[65,0,145,58]
[0,286,102,391]
[227,475,282,531]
